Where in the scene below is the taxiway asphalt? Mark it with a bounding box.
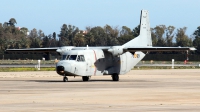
[0,69,200,112]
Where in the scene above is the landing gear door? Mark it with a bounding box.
[120,53,127,72]
[86,59,92,74]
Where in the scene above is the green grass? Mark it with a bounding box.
[133,66,199,70]
[138,61,200,64]
[1,60,200,65]
[0,60,56,65]
[0,66,199,72]
[0,67,55,72]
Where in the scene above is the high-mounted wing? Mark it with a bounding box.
[123,47,196,52]
[6,47,59,52]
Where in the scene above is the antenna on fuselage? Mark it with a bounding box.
[87,45,89,50]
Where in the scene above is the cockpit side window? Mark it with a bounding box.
[77,55,85,62]
[62,55,67,60]
[66,55,70,60]
[68,55,77,60]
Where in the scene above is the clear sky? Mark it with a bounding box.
[1,0,199,37]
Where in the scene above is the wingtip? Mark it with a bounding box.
[189,47,196,51]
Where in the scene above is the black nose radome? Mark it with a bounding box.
[57,66,64,71]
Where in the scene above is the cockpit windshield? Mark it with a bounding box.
[62,55,67,60]
[62,55,85,61]
[67,55,77,60]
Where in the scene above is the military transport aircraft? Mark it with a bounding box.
[6,10,195,82]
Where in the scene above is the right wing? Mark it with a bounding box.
[123,46,196,52]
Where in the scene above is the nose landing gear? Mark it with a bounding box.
[63,76,68,82]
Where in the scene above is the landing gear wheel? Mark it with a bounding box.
[63,77,68,82]
[82,76,89,81]
[112,74,119,81]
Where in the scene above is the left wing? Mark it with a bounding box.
[6,47,59,52]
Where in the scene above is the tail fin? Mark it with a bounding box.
[123,10,152,47]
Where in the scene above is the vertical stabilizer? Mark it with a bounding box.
[123,10,152,47]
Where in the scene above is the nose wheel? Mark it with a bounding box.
[63,76,68,82]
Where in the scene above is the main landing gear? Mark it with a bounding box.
[62,75,119,82]
[82,76,89,81]
[112,74,119,81]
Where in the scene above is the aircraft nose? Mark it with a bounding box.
[57,66,64,71]
[56,62,71,75]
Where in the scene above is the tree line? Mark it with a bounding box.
[1,18,200,54]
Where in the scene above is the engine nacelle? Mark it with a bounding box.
[108,46,123,56]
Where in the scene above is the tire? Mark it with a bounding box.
[63,77,68,82]
[82,76,89,81]
[112,74,119,81]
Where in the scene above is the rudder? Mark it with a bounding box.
[123,10,152,47]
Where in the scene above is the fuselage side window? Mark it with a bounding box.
[77,55,85,62]
[81,55,85,61]
[68,55,77,60]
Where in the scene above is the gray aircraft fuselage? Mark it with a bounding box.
[56,49,145,77]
